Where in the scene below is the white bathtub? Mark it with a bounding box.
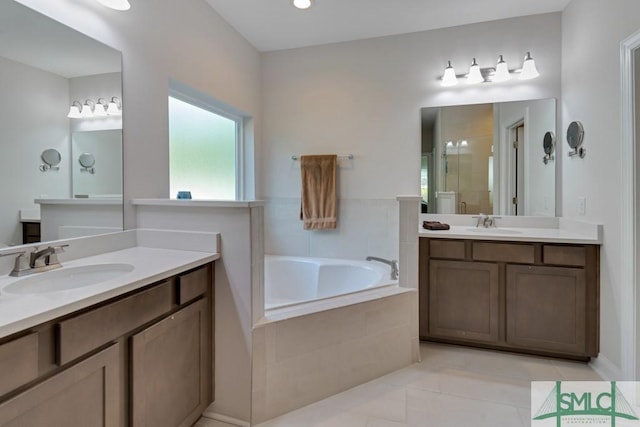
[264,255,397,310]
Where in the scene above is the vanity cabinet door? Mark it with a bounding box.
[506,265,587,355]
[0,343,120,427]
[131,299,209,427]
[429,260,500,343]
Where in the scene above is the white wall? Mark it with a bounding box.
[495,98,556,216]
[0,56,71,246]
[261,13,561,261]
[262,13,561,200]
[15,0,262,227]
[562,0,640,380]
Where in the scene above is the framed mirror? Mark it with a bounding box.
[0,1,123,246]
[420,98,556,216]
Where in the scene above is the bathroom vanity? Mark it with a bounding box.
[419,221,601,360]
[0,237,217,427]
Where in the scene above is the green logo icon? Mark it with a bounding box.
[533,381,639,426]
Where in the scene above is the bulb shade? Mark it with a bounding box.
[95,0,131,10]
[81,103,94,118]
[441,61,458,87]
[467,59,484,84]
[519,52,540,80]
[94,103,108,116]
[107,101,121,115]
[493,55,511,82]
[293,0,311,9]
[67,105,81,119]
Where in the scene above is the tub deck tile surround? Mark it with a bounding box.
[252,289,418,424]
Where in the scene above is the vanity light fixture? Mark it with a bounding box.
[67,97,122,119]
[466,58,484,84]
[94,98,108,117]
[441,61,458,87]
[67,101,83,119]
[440,52,540,86]
[293,0,312,9]
[519,51,540,80]
[81,100,95,118]
[492,55,512,82]
[106,97,122,115]
[95,0,131,11]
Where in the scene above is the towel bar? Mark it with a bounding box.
[291,154,354,160]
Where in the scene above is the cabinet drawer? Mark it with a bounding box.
[58,282,173,365]
[429,240,465,260]
[0,333,39,396]
[472,242,534,264]
[177,266,209,305]
[543,245,586,267]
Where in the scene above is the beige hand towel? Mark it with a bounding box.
[300,154,337,230]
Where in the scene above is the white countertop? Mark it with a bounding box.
[131,198,265,208]
[0,238,219,340]
[418,215,602,244]
[35,198,123,206]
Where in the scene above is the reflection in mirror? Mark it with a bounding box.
[420,99,556,216]
[73,130,122,193]
[0,1,123,247]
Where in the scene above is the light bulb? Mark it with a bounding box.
[67,102,82,119]
[94,99,108,116]
[441,61,458,87]
[81,101,94,118]
[95,0,131,11]
[466,58,484,84]
[492,55,512,82]
[519,52,540,80]
[106,98,121,115]
[293,0,311,9]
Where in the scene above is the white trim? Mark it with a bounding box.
[201,412,251,427]
[620,30,640,380]
[590,353,624,381]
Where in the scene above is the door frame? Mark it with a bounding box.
[620,29,640,380]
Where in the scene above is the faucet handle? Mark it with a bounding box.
[0,250,30,276]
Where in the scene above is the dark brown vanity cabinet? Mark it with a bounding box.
[0,262,214,427]
[420,238,599,360]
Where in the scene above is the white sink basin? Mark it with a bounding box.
[465,227,523,235]
[3,263,135,295]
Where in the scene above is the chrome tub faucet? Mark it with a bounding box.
[366,256,399,280]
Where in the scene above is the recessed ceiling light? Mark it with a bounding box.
[293,0,312,10]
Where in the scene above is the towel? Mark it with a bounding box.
[300,154,337,230]
[422,221,450,230]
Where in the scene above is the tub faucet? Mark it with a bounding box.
[366,256,399,280]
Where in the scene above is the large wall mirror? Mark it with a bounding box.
[420,98,556,216]
[0,1,123,247]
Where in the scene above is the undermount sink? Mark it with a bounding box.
[3,263,135,295]
[465,227,523,235]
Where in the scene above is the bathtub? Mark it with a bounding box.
[264,255,397,310]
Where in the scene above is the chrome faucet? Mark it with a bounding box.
[366,256,399,280]
[0,244,68,277]
[472,214,501,228]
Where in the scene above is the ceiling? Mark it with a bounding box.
[205,0,571,52]
[0,1,120,78]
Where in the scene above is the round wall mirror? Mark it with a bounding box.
[566,121,585,149]
[543,131,555,155]
[41,148,61,166]
[78,152,95,168]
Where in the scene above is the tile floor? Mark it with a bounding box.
[197,342,601,427]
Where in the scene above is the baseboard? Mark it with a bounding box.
[202,412,251,427]
[590,353,624,380]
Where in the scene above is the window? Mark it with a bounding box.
[168,94,242,200]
